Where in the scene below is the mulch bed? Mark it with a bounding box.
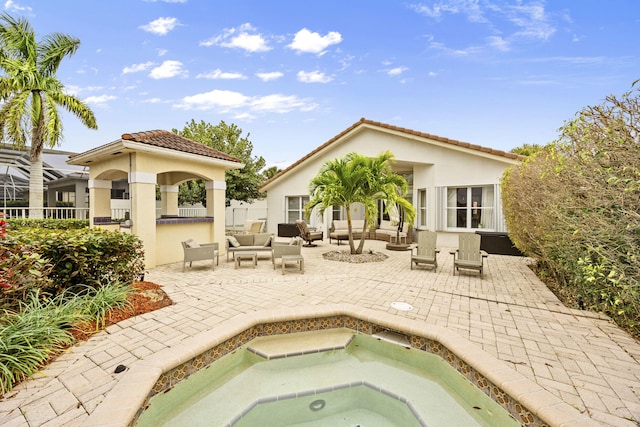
[70,281,173,342]
[322,250,389,263]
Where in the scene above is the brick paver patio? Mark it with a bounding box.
[1,239,640,426]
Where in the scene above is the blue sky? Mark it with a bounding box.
[5,0,639,169]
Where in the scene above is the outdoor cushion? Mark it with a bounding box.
[262,235,273,247]
[185,239,200,248]
[253,233,271,246]
[235,234,255,246]
[227,236,241,247]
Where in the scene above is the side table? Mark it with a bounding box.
[235,251,257,269]
[281,254,304,275]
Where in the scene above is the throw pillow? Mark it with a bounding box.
[263,235,272,247]
[185,239,200,248]
[227,236,240,247]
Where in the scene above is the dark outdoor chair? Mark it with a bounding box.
[295,220,323,247]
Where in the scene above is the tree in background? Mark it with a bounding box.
[262,165,281,180]
[502,89,640,335]
[0,14,97,218]
[509,143,545,157]
[306,151,415,254]
[173,120,266,206]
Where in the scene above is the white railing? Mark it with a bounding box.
[178,207,207,217]
[1,207,90,220]
[2,206,211,221]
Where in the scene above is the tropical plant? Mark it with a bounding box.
[262,165,281,180]
[306,151,415,254]
[0,13,97,218]
[0,291,88,394]
[173,120,267,206]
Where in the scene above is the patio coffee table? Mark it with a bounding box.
[281,254,304,275]
[235,251,257,269]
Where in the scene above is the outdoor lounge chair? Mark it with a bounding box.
[295,220,323,247]
[272,237,304,274]
[181,240,219,271]
[410,230,439,271]
[449,233,488,278]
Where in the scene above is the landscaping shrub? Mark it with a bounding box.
[0,245,53,311]
[4,228,145,295]
[0,291,89,395]
[0,280,134,394]
[502,90,640,335]
[7,218,89,230]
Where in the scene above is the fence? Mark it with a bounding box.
[1,207,90,219]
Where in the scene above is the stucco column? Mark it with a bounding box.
[129,171,157,269]
[206,179,226,250]
[88,179,111,227]
[160,185,179,216]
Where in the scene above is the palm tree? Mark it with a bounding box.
[306,150,415,254]
[0,14,97,218]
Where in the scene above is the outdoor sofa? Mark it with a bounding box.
[374,220,409,242]
[225,232,274,261]
[329,220,367,244]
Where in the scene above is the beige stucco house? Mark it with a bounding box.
[67,130,242,269]
[260,118,524,241]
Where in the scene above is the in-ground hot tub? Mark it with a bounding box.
[85,304,596,427]
[135,329,520,426]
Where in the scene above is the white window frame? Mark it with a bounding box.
[445,186,494,230]
[417,188,427,228]
[285,195,309,223]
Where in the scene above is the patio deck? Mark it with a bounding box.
[1,239,640,426]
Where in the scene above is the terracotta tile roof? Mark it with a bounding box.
[121,130,241,163]
[260,118,524,189]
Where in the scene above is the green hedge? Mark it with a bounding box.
[7,218,89,230]
[3,228,145,295]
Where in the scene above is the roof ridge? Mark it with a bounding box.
[260,118,524,189]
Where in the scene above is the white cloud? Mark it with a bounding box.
[288,28,342,55]
[139,17,179,36]
[413,1,556,54]
[196,69,247,80]
[122,61,154,75]
[64,85,103,96]
[157,49,168,57]
[200,23,271,53]
[4,0,31,13]
[507,3,556,40]
[487,35,510,51]
[174,89,317,114]
[256,71,284,82]
[387,66,408,76]
[142,98,163,103]
[149,60,187,79]
[297,70,333,83]
[250,94,316,113]
[83,94,117,107]
[176,90,250,110]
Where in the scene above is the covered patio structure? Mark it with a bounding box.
[67,130,242,268]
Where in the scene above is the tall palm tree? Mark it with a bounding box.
[307,150,415,254]
[0,13,97,218]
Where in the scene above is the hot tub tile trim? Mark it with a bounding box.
[84,304,594,427]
